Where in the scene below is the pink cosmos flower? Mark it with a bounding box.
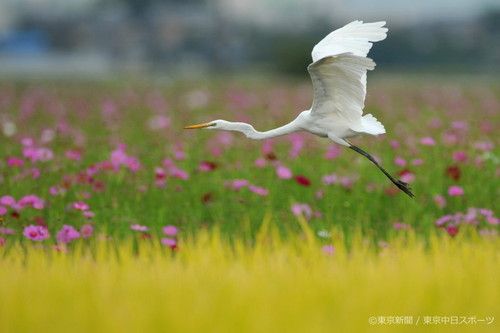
[434,194,446,208]
[229,179,249,191]
[291,203,312,220]
[322,173,338,185]
[7,157,24,167]
[394,157,407,167]
[56,225,80,244]
[23,225,50,241]
[325,144,343,159]
[435,215,453,227]
[473,141,494,151]
[83,211,95,218]
[0,196,16,207]
[170,167,189,180]
[110,148,128,166]
[276,165,292,179]
[453,151,467,163]
[174,150,186,160]
[411,159,424,166]
[340,177,354,189]
[161,237,177,248]
[400,172,415,184]
[131,224,148,232]
[0,227,15,235]
[447,226,459,237]
[162,225,178,236]
[390,140,400,149]
[73,202,89,211]
[21,137,34,147]
[18,195,44,210]
[261,139,273,155]
[321,245,335,256]
[448,186,464,196]
[198,161,217,172]
[53,244,68,253]
[420,137,436,146]
[36,148,54,162]
[0,237,4,246]
[254,157,267,168]
[65,150,82,161]
[147,115,170,130]
[0,206,7,216]
[248,185,269,196]
[80,224,94,238]
[288,133,304,158]
[126,157,141,172]
[393,222,411,230]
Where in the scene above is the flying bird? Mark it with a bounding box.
[185,21,414,197]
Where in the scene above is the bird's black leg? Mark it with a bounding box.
[349,145,414,198]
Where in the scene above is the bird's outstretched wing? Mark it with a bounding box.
[308,21,387,124]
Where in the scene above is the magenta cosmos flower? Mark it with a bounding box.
[73,202,89,211]
[161,238,177,248]
[80,224,94,238]
[276,165,292,179]
[0,195,16,207]
[56,225,80,244]
[23,225,50,241]
[448,186,464,196]
[291,203,313,220]
[131,224,148,232]
[162,225,178,236]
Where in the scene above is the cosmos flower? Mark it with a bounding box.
[80,224,94,238]
[229,179,249,191]
[276,165,292,179]
[394,157,407,167]
[448,186,464,196]
[291,203,312,220]
[393,222,411,230]
[162,225,178,236]
[73,202,90,211]
[453,151,467,163]
[294,175,311,187]
[131,224,148,232]
[420,137,436,146]
[23,225,50,241]
[434,194,446,208]
[248,185,269,196]
[0,196,16,207]
[161,237,177,249]
[56,225,80,244]
[321,245,335,256]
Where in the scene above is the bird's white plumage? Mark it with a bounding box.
[307,21,388,139]
[311,20,388,61]
[185,21,415,197]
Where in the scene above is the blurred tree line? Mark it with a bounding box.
[2,0,499,75]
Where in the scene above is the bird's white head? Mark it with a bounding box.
[184,120,231,131]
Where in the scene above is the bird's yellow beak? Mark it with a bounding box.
[184,122,216,129]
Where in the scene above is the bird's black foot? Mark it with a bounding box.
[394,179,414,198]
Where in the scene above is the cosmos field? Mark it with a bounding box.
[0,76,499,332]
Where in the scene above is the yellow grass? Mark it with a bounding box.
[0,228,499,333]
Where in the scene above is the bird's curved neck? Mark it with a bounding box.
[228,120,301,140]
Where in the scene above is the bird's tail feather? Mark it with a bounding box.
[359,114,385,135]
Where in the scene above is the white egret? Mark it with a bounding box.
[185,21,414,197]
